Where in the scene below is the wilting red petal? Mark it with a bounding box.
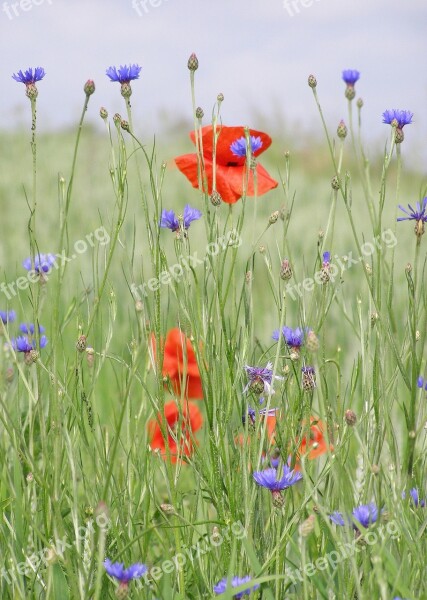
[189,125,272,166]
[174,155,278,204]
[148,401,203,463]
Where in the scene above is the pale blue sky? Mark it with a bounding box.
[1,0,426,165]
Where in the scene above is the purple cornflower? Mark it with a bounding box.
[104,559,147,596]
[22,253,56,274]
[417,376,427,391]
[243,362,283,396]
[242,406,278,429]
[322,251,331,265]
[11,335,48,353]
[12,67,45,85]
[213,575,259,598]
[159,204,202,232]
[253,464,302,507]
[382,109,413,129]
[330,502,379,530]
[397,198,427,238]
[342,69,360,86]
[106,64,141,84]
[19,323,45,335]
[230,136,263,158]
[0,310,16,324]
[402,488,426,508]
[272,326,305,350]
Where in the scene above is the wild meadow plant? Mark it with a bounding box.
[0,56,425,600]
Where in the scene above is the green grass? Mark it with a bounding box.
[0,73,426,600]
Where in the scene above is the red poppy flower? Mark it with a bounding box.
[148,401,203,463]
[174,125,278,204]
[295,417,333,470]
[151,328,203,399]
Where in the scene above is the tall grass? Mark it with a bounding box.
[0,63,426,600]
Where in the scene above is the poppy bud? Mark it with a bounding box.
[210,191,222,206]
[187,53,199,71]
[344,409,357,426]
[84,79,95,96]
[337,120,347,139]
[280,259,293,281]
[308,74,317,88]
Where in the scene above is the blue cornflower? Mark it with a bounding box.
[243,406,278,429]
[244,362,283,396]
[19,323,45,335]
[417,376,427,391]
[0,310,16,324]
[23,253,56,274]
[11,334,48,353]
[322,251,331,264]
[382,109,413,129]
[230,136,263,158]
[159,204,202,232]
[398,198,427,224]
[330,502,379,530]
[104,558,147,583]
[106,64,141,84]
[12,67,45,85]
[342,69,360,86]
[272,326,305,350]
[402,488,426,508]
[253,464,302,491]
[213,575,259,598]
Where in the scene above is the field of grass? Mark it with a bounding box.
[0,65,426,599]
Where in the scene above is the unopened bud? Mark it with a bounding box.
[217,93,224,102]
[187,53,199,71]
[210,191,222,206]
[302,366,316,391]
[299,514,316,537]
[86,347,95,367]
[135,300,144,312]
[357,98,364,109]
[268,211,280,225]
[307,74,317,89]
[259,246,265,254]
[344,409,357,426]
[331,176,340,190]
[195,107,204,119]
[160,503,176,514]
[405,263,412,273]
[84,79,95,96]
[76,335,87,352]
[113,113,121,126]
[100,107,108,120]
[306,331,319,352]
[337,120,347,139]
[371,465,380,475]
[280,259,293,281]
[416,330,420,341]
[25,350,39,365]
[121,120,130,132]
